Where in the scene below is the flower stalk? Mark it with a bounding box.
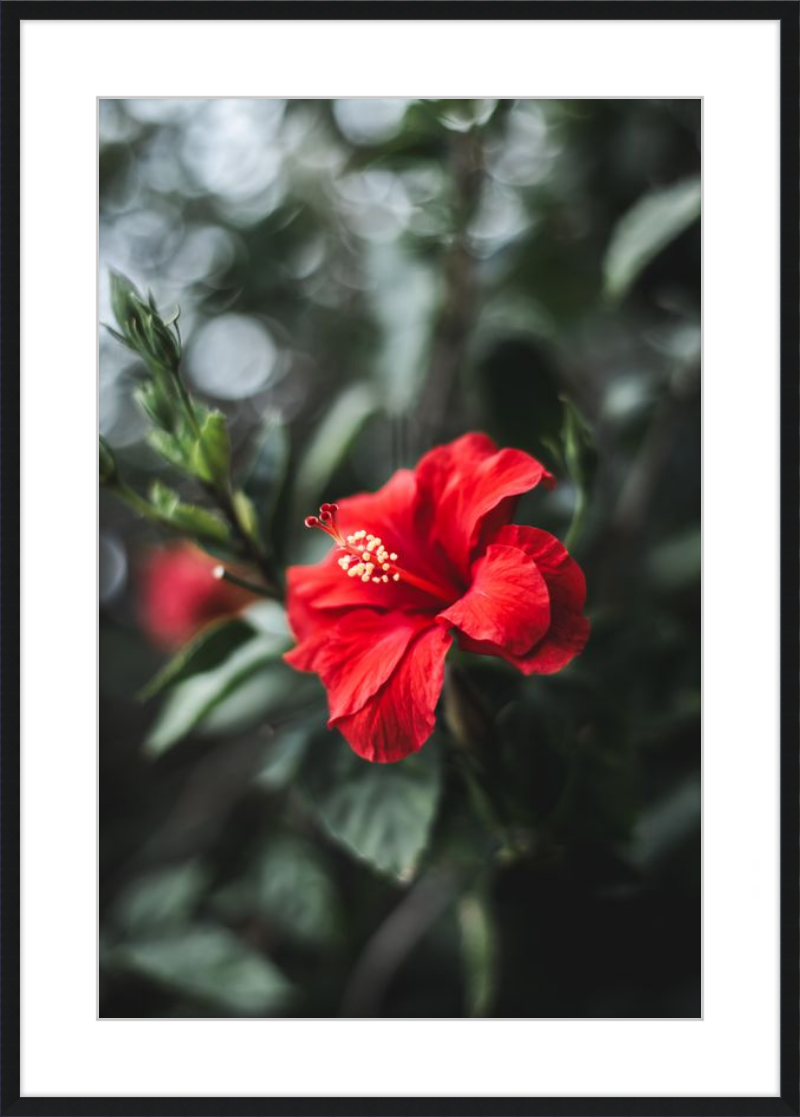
[212,564,272,599]
[442,667,520,856]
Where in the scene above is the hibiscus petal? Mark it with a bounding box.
[285,609,434,721]
[439,543,551,655]
[334,468,418,543]
[286,467,459,623]
[458,610,589,675]
[457,525,589,674]
[332,623,452,763]
[414,433,555,573]
[492,525,587,612]
[512,609,590,674]
[285,565,341,642]
[286,554,446,621]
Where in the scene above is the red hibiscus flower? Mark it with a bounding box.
[285,433,590,763]
[139,543,254,650]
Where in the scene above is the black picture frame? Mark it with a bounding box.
[2,3,798,1114]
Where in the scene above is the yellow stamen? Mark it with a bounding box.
[305,504,453,602]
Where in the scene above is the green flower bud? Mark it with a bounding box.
[109,271,144,336]
[150,319,181,369]
[108,271,181,371]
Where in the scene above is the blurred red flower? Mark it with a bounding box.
[139,543,253,650]
[286,433,590,763]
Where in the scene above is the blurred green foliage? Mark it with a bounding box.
[100,98,700,1018]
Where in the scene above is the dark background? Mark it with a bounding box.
[99,98,701,1019]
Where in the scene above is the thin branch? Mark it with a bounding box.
[340,869,461,1017]
[411,130,484,455]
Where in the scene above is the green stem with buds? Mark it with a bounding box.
[103,272,285,601]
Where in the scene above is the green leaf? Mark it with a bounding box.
[148,479,179,514]
[426,788,498,870]
[232,489,260,547]
[560,397,597,550]
[148,481,231,544]
[102,322,129,348]
[561,397,596,492]
[190,409,231,484]
[300,737,443,879]
[458,890,498,1017]
[649,527,701,591]
[99,435,117,486]
[196,661,316,739]
[145,635,287,755]
[111,924,293,1015]
[110,862,208,934]
[138,617,256,701]
[243,413,290,543]
[291,384,377,517]
[627,776,700,870]
[214,836,341,948]
[147,430,187,471]
[243,599,291,639]
[255,720,316,791]
[137,381,176,432]
[604,177,701,300]
[169,504,231,544]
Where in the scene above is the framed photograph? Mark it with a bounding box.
[4,2,798,1113]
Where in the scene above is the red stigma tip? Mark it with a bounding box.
[319,510,332,523]
[304,515,319,528]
